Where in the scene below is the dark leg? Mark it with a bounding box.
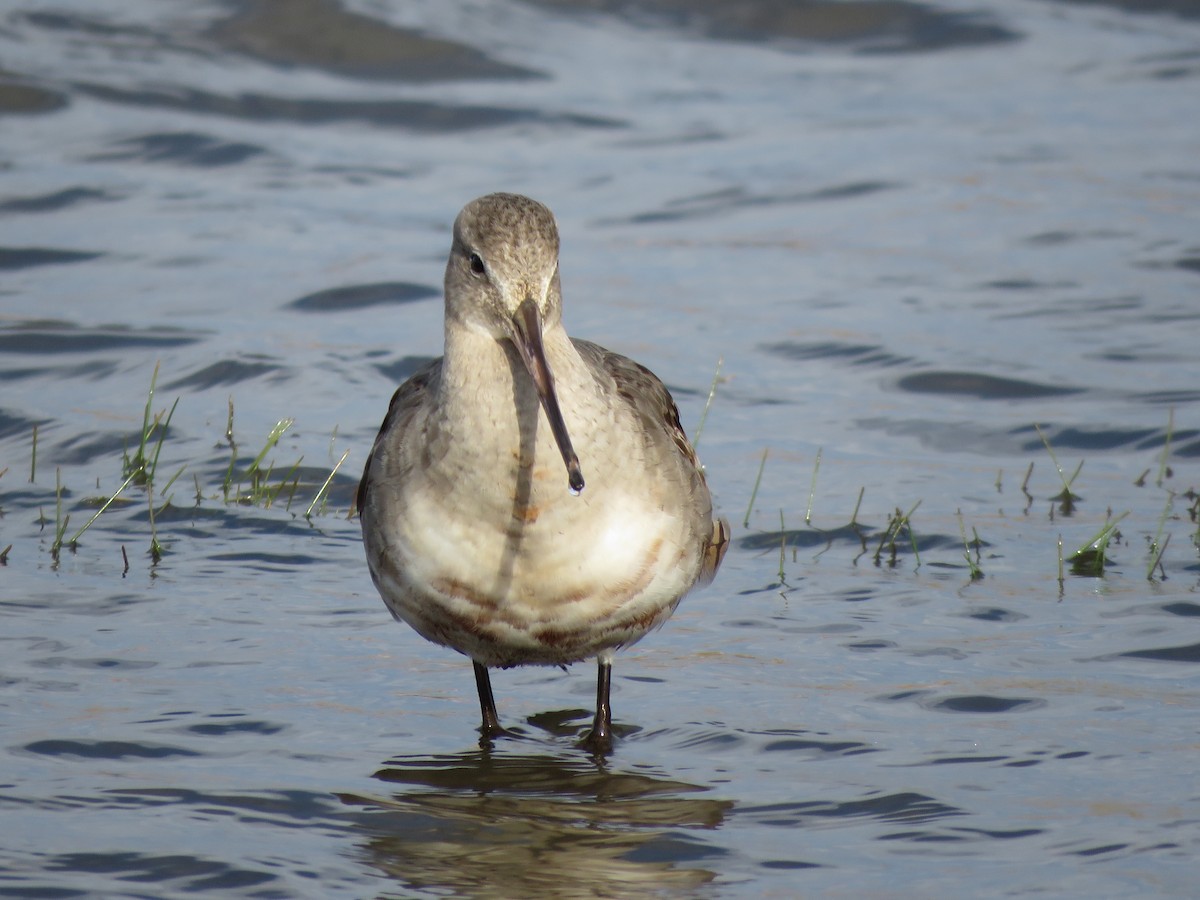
[473,661,503,739]
[579,659,613,754]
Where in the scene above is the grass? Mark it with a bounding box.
[805,448,822,527]
[745,410,1192,588]
[7,365,1194,587]
[15,365,353,568]
[49,467,69,562]
[1156,408,1174,488]
[742,448,768,529]
[957,511,984,581]
[1035,423,1083,514]
[691,356,724,448]
[1069,511,1129,577]
[123,362,180,486]
[1146,491,1174,581]
[306,449,350,519]
[223,414,297,505]
[873,502,922,569]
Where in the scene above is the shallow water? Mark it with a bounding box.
[2,0,1199,896]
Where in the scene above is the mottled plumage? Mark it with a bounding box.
[359,193,728,751]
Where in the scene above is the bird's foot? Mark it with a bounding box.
[577,723,614,757]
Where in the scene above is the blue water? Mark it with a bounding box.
[2,0,1199,896]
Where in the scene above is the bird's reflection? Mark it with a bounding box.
[339,723,731,898]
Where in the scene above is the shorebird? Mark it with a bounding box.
[358,193,728,752]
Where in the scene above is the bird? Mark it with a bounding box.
[358,192,728,753]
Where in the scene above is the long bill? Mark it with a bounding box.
[512,298,585,495]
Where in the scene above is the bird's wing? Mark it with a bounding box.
[572,339,729,584]
[356,358,442,517]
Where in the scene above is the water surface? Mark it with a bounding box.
[2,0,1199,896]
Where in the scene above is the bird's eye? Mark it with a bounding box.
[468,252,486,275]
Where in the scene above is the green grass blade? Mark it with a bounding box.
[306,449,349,519]
[67,470,139,546]
[805,448,822,526]
[691,357,723,448]
[248,418,295,477]
[1156,407,1174,488]
[742,448,768,529]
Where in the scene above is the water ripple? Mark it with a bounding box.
[21,739,201,760]
[896,371,1084,400]
[0,248,103,271]
[288,282,439,312]
[0,320,203,354]
[86,132,271,168]
[72,82,625,133]
[0,187,118,214]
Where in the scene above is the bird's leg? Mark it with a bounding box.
[473,661,504,740]
[579,659,614,754]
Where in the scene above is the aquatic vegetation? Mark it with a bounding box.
[4,365,1194,590]
[957,511,984,581]
[123,362,179,486]
[742,447,768,529]
[735,410,1191,590]
[49,468,69,562]
[690,356,723,448]
[1069,511,1129,577]
[10,365,352,567]
[873,502,921,569]
[306,449,349,520]
[1035,423,1083,516]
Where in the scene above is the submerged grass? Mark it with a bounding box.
[873,502,922,569]
[742,448,768,529]
[1036,424,1083,514]
[8,366,1195,587]
[805,448,822,527]
[691,356,723,449]
[306,450,350,520]
[16,366,352,568]
[123,362,180,486]
[1156,408,1174,488]
[957,511,984,581]
[1069,511,1129,576]
[748,412,1190,588]
[50,467,69,561]
[1146,491,1174,581]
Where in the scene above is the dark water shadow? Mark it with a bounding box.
[161,357,284,390]
[85,132,272,168]
[525,0,1020,52]
[339,748,730,898]
[37,786,357,894]
[763,340,915,369]
[0,320,203,354]
[1043,0,1200,19]
[72,83,624,134]
[0,247,104,270]
[210,0,545,82]
[735,789,965,830]
[0,76,68,115]
[1114,642,1200,663]
[611,181,898,225]
[875,689,1047,714]
[896,371,1085,400]
[288,281,439,312]
[0,187,118,214]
